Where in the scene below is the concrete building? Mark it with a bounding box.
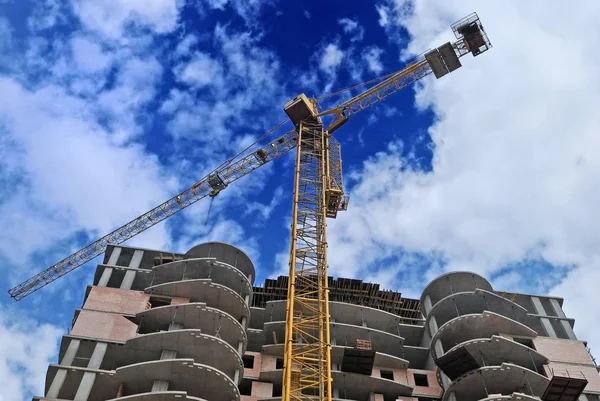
[34,242,600,401]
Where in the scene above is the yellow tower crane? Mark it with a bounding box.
[8,13,491,401]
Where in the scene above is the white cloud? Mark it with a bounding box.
[328,0,600,352]
[175,52,223,88]
[338,18,365,42]
[319,43,344,76]
[363,46,384,74]
[304,10,311,20]
[0,310,62,401]
[28,0,66,31]
[162,24,285,153]
[244,186,284,221]
[71,36,112,74]
[72,0,181,38]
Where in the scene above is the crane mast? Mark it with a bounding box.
[281,12,490,401]
[8,11,492,401]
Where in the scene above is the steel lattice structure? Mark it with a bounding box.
[283,121,333,401]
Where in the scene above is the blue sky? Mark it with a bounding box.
[2,0,600,399]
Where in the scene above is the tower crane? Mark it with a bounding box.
[8,13,491,401]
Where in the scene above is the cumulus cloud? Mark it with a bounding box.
[338,18,365,42]
[72,0,181,38]
[0,310,62,401]
[363,46,384,74]
[319,43,344,76]
[328,0,600,353]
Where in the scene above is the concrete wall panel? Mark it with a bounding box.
[252,381,273,397]
[83,287,149,315]
[533,337,594,365]
[244,351,262,378]
[71,310,137,342]
[407,368,443,397]
[261,354,277,371]
[170,296,190,305]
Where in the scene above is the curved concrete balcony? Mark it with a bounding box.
[185,242,255,282]
[146,279,250,322]
[436,335,547,380]
[106,391,207,401]
[262,300,423,345]
[259,369,413,400]
[479,394,540,401]
[123,329,243,380]
[116,359,239,401]
[421,272,493,317]
[44,364,118,400]
[431,311,536,359]
[441,363,549,401]
[152,258,252,297]
[263,321,405,359]
[262,343,410,369]
[427,289,529,329]
[137,303,246,350]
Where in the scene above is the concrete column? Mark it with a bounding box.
[46,370,67,398]
[88,342,107,369]
[151,350,176,392]
[424,294,433,315]
[234,369,240,384]
[169,322,183,331]
[531,296,558,338]
[241,316,248,328]
[428,315,439,337]
[447,391,457,401]
[120,250,144,290]
[333,388,340,398]
[244,294,250,305]
[549,298,577,340]
[151,380,169,392]
[74,372,96,401]
[579,394,589,401]
[434,338,444,360]
[98,247,122,287]
[61,338,81,365]
[160,349,177,359]
[73,342,107,401]
[238,341,244,355]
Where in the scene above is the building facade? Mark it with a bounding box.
[34,242,600,401]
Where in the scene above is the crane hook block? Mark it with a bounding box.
[208,173,227,196]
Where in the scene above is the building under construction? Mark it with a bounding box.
[35,242,600,401]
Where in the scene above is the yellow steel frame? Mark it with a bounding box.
[283,120,332,401]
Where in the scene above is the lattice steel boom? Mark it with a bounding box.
[8,130,298,300]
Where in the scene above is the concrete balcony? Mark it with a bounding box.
[262,343,410,369]
[136,303,246,351]
[421,272,493,317]
[146,279,250,322]
[478,395,540,401]
[263,321,405,359]
[442,363,549,401]
[436,335,547,380]
[122,329,243,380]
[426,289,530,329]
[431,311,537,359]
[106,392,207,401]
[151,258,252,298]
[185,242,255,282]
[43,364,119,400]
[261,300,422,345]
[115,359,239,401]
[259,368,413,400]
